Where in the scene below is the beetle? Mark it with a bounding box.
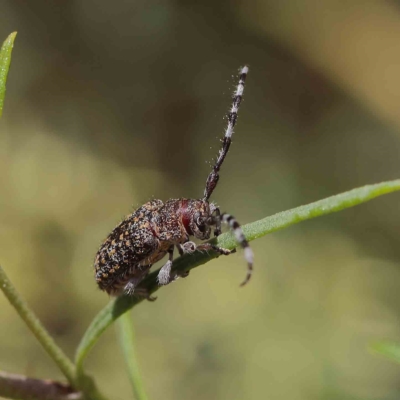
[94,66,253,296]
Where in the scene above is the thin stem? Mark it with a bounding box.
[0,265,76,385]
[0,370,82,400]
[117,312,149,400]
[75,373,110,400]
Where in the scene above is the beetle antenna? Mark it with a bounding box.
[203,66,249,201]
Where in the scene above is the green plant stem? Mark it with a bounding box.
[76,179,400,376]
[0,265,77,385]
[0,370,82,400]
[117,312,149,400]
[0,32,17,118]
[75,373,110,400]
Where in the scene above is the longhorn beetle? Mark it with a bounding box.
[94,66,253,296]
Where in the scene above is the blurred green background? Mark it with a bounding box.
[1,1,400,399]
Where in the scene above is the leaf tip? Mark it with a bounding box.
[3,32,17,46]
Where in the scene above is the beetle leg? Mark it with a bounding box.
[197,243,233,256]
[157,245,174,285]
[178,241,196,255]
[177,244,184,256]
[123,265,152,296]
[133,286,158,301]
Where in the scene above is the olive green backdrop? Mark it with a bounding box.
[1,1,400,399]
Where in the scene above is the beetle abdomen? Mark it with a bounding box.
[94,200,164,292]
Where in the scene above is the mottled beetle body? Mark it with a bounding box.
[95,67,253,296]
[96,199,213,295]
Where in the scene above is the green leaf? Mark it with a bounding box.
[117,312,149,400]
[0,32,17,118]
[371,340,400,365]
[75,179,400,375]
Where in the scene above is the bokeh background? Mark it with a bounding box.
[1,1,400,399]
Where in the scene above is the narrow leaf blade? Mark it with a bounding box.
[76,179,400,373]
[117,312,149,400]
[0,32,17,118]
